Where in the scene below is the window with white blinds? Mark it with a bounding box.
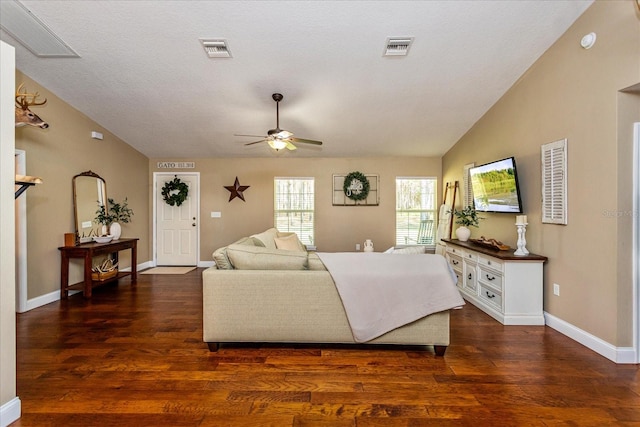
[274,178,315,245]
[542,139,567,224]
[396,177,437,246]
[463,163,475,208]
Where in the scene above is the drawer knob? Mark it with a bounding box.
[452,260,459,265]
[468,273,472,280]
[488,261,491,265]
[486,291,496,299]
[486,275,496,281]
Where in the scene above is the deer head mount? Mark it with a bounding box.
[15,83,49,129]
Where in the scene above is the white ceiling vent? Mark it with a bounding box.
[383,37,413,57]
[199,39,232,58]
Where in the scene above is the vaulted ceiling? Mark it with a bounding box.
[2,0,593,158]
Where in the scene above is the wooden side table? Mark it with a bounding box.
[58,238,138,299]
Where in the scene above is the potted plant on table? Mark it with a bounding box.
[95,198,134,240]
[453,206,483,242]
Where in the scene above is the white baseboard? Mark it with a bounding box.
[544,312,637,364]
[21,261,154,313]
[198,260,215,268]
[0,397,21,427]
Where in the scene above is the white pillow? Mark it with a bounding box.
[274,234,305,252]
[250,228,279,249]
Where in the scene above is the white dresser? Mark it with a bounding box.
[442,239,547,325]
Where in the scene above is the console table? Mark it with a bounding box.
[58,238,138,299]
[441,238,547,325]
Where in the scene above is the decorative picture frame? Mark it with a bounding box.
[332,173,379,206]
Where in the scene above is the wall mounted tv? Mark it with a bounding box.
[469,157,523,213]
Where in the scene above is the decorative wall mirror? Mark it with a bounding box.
[73,170,107,243]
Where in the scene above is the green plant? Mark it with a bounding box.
[454,206,483,228]
[95,203,113,226]
[94,197,134,226]
[108,197,134,223]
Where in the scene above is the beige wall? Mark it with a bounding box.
[15,72,150,300]
[149,157,441,260]
[442,1,640,346]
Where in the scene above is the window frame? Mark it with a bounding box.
[273,177,315,246]
[395,176,438,248]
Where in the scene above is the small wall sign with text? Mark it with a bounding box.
[157,162,195,169]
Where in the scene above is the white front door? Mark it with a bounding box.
[155,173,199,266]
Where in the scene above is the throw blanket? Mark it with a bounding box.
[317,252,464,342]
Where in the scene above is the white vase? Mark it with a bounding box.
[456,226,471,242]
[110,222,122,240]
[101,224,108,236]
[363,239,374,252]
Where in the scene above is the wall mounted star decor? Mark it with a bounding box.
[224,176,250,202]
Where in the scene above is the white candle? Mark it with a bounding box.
[522,215,527,224]
[516,215,528,225]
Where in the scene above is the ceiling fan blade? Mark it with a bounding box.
[291,137,323,146]
[244,139,267,146]
[285,141,297,151]
[235,134,267,138]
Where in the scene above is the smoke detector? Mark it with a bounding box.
[199,39,232,58]
[383,37,414,56]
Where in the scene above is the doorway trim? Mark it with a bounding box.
[15,149,27,313]
[633,122,640,363]
[152,172,200,267]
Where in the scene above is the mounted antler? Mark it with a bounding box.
[15,83,49,129]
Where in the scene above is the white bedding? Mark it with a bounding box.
[316,252,464,342]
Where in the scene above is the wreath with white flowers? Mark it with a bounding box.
[162,176,189,206]
[343,171,370,201]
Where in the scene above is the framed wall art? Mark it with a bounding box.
[332,172,379,206]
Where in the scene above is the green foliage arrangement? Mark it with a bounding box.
[162,176,189,206]
[343,171,370,201]
[95,197,134,226]
[454,206,483,228]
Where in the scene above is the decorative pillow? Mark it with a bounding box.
[226,244,309,270]
[212,236,258,269]
[392,246,427,255]
[274,233,306,252]
[250,228,279,249]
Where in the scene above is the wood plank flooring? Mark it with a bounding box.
[12,268,640,426]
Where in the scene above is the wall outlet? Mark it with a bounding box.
[355,243,361,251]
[553,283,560,296]
[210,211,221,218]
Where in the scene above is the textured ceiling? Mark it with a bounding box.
[2,0,593,158]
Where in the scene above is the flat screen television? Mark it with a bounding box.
[469,157,523,213]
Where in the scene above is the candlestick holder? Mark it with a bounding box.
[514,223,529,256]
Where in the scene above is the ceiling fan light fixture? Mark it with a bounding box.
[268,139,288,151]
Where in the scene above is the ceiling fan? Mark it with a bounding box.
[236,93,323,151]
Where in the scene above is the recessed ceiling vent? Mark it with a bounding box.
[383,37,414,57]
[199,39,232,58]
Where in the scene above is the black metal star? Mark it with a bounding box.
[224,176,250,202]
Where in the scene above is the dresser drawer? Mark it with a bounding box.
[478,254,503,272]
[478,265,503,289]
[446,246,465,257]
[447,254,463,271]
[463,251,478,262]
[479,283,502,310]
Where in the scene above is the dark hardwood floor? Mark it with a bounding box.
[12,268,640,426]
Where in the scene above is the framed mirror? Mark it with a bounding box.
[73,171,107,243]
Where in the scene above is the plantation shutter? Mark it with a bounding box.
[274,178,315,245]
[541,139,567,224]
[463,163,475,208]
